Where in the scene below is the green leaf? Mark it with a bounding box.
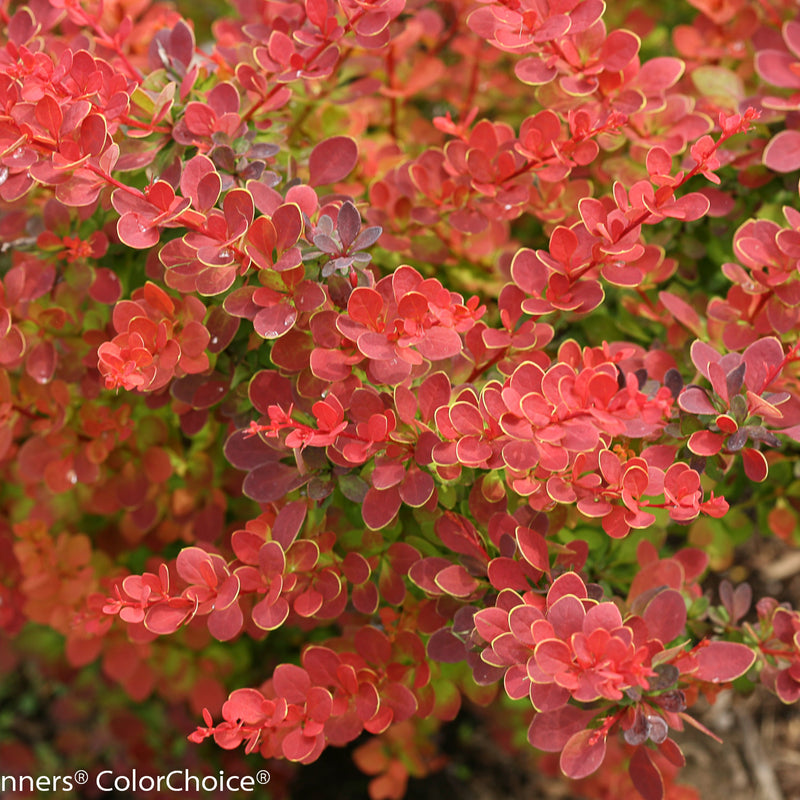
[691,66,744,110]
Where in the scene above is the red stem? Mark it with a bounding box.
[73,5,143,83]
[460,39,483,119]
[466,347,509,384]
[759,339,800,392]
[758,645,793,659]
[241,7,368,124]
[386,46,398,141]
[119,114,172,135]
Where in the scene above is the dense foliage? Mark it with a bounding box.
[3,0,800,796]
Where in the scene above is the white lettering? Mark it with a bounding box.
[138,775,155,791]
[167,770,183,790]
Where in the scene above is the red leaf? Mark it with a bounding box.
[381,683,417,721]
[286,539,318,572]
[642,589,687,644]
[243,461,307,503]
[350,682,378,722]
[295,280,325,311]
[176,546,215,585]
[742,447,768,482]
[372,460,405,490]
[449,402,483,435]
[601,261,642,287]
[80,113,108,156]
[427,627,467,663]
[145,600,193,634]
[450,208,487,234]
[254,303,297,339]
[223,687,268,724]
[559,728,607,779]
[546,572,588,605]
[117,213,159,249]
[306,685,333,723]
[294,588,324,617]
[528,706,596,753]
[272,500,307,549]
[417,326,463,360]
[418,372,451,421]
[687,429,725,457]
[248,369,293,415]
[475,605,512,642]
[743,337,784,393]
[8,7,36,45]
[343,552,371,585]
[534,639,571,673]
[763,130,800,173]
[516,526,549,573]
[666,192,710,221]
[678,386,717,415]
[184,102,216,136]
[244,216,277,269]
[436,512,488,562]
[658,736,685,767]
[208,603,244,641]
[195,265,238,297]
[647,146,672,179]
[455,436,492,467]
[167,19,195,66]
[408,556,452,594]
[487,557,531,591]
[547,596,586,640]
[347,287,383,329]
[362,486,401,530]
[699,187,736,217]
[198,173,225,215]
[225,427,279,468]
[25,340,56,384]
[284,184,318,217]
[629,746,665,800]
[659,291,703,336]
[306,0,328,27]
[223,188,255,235]
[355,626,392,664]
[181,154,218,211]
[36,94,63,137]
[352,581,379,614]
[600,29,640,72]
[251,596,290,630]
[692,641,756,682]
[638,57,685,92]
[282,729,323,763]
[273,202,304,252]
[309,136,359,186]
[515,57,558,85]
[87,266,120,304]
[434,564,479,598]
[399,465,435,507]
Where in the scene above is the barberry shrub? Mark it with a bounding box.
[2,0,800,797]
